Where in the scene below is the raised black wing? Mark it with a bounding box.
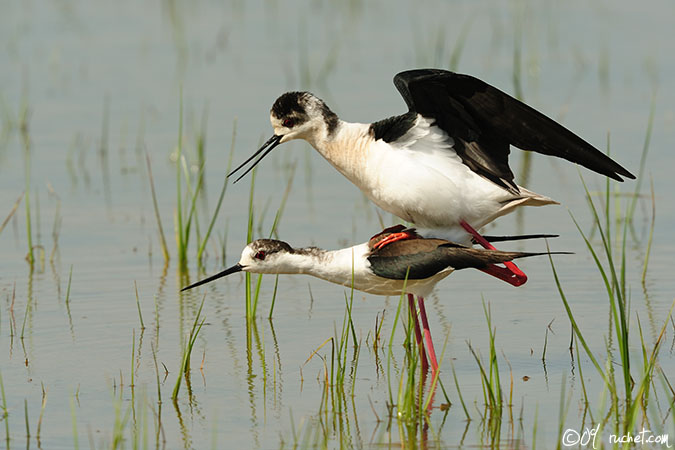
[393,69,635,190]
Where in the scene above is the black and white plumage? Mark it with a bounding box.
[181,226,567,375]
[229,69,635,243]
[181,226,561,298]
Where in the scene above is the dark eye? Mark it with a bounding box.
[254,251,266,260]
[282,118,294,128]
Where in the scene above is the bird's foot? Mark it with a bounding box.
[369,224,407,242]
[460,220,528,287]
[371,227,417,250]
[480,263,528,287]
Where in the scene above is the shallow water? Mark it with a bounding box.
[2,0,675,448]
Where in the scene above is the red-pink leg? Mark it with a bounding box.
[408,294,429,373]
[460,220,528,287]
[460,219,497,250]
[416,296,439,376]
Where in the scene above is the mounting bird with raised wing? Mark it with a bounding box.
[228,69,634,284]
[181,226,568,376]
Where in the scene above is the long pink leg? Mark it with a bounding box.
[416,296,439,376]
[408,294,429,373]
[459,220,528,287]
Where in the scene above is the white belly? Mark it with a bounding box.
[314,119,553,241]
[364,134,511,230]
[307,243,453,297]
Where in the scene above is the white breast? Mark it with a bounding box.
[305,243,454,297]
[363,116,512,229]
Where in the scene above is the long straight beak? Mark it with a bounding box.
[227,134,283,183]
[180,263,244,291]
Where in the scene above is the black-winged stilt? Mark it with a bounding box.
[181,226,567,376]
[228,69,634,283]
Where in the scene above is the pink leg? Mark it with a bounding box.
[416,296,439,376]
[460,219,497,250]
[408,294,429,373]
[460,220,528,287]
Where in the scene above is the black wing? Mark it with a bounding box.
[368,239,547,280]
[393,69,635,191]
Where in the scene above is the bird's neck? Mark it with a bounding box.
[276,244,369,288]
[307,121,372,185]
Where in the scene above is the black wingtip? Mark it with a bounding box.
[512,250,574,260]
[481,233,559,243]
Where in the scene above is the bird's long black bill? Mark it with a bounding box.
[227,134,283,183]
[180,263,244,292]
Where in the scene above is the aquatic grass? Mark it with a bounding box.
[574,337,592,418]
[168,97,238,274]
[178,156,205,265]
[0,191,23,237]
[423,334,450,411]
[173,90,210,272]
[110,385,133,449]
[35,383,47,447]
[267,275,280,320]
[19,97,34,266]
[468,302,503,417]
[548,164,675,438]
[546,242,609,386]
[196,120,237,265]
[641,177,655,284]
[305,268,362,423]
[65,265,73,303]
[48,184,62,262]
[385,271,409,408]
[130,329,136,390]
[578,175,632,405]
[627,91,656,224]
[150,343,162,406]
[171,295,206,400]
[134,281,145,330]
[145,152,170,262]
[20,297,29,339]
[244,166,257,320]
[555,373,572,450]
[451,360,471,421]
[70,391,79,450]
[245,162,295,320]
[625,300,675,431]
[24,398,29,440]
[541,319,554,362]
[0,370,8,446]
[175,89,186,268]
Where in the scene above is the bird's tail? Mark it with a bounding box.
[442,245,572,270]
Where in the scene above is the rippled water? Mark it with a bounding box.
[1,0,675,448]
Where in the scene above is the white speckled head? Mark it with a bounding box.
[236,239,301,274]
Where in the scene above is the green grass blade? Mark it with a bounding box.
[546,241,610,389]
[197,120,237,263]
[145,152,170,262]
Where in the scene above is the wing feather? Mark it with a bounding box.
[393,69,635,186]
